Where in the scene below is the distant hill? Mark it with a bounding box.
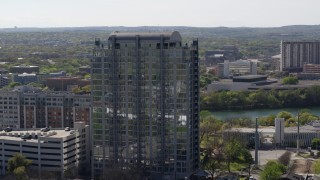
[1,25,320,64]
[1,25,320,41]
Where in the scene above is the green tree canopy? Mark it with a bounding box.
[260,160,286,180]
[7,153,32,180]
[312,138,320,150]
[282,76,299,85]
[277,111,293,120]
[13,166,28,180]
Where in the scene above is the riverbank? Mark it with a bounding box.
[201,86,320,111]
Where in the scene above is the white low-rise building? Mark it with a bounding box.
[0,122,90,179]
[223,120,320,149]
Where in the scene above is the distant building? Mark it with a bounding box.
[224,120,320,148]
[232,75,267,82]
[13,73,37,84]
[207,75,271,92]
[303,64,320,73]
[0,75,10,88]
[0,68,8,74]
[228,59,257,76]
[217,63,225,78]
[271,54,281,71]
[79,66,90,74]
[0,90,90,130]
[10,65,39,74]
[205,45,239,66]
[217,59,257,78]
[46,77,89,91]
[0,92,20,129]
[296,73,320,80]
[0,122,90,179]
[36,73,50,84]
[37,71,67,84]
[49,71,66,78]
[280,41,320,72]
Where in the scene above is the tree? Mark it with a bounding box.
[7,153,32,180]
[277,111,292,120]
[13,166,28,180]
[200,110,212,122]
[282,76,298,85]
[200,116,222,144]
[299,111,318,125]
[84,73,91,79]
[312,138,320,150]
[259,114,276,126]
[278,151,292,166]
[260,160,286,180]
[201,148,223,179]
[27,82,43,88]
[82,85,91,93]
[8,82,21,88]
[223,138,247,172]
[200,114,224,178]
[72,86,81,94]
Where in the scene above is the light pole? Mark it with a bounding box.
[255,117,259,166]
[297,112,300,154]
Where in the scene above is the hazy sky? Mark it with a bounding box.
[1,0,319,28]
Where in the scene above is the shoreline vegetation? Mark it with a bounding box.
[201,109,318,127]
[201,85,320,111]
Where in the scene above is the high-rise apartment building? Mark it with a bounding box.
[280,41,320,72]
[91,31,199,179]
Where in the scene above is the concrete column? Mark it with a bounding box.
[24,105,26,129]
[33,105,36,128]
[73,107,76,126]
[61,139,64,179]
[38,139,41,178]
[17,99,21,129]
[61,107,64,128]
[1,141,4,175]
[45,106,48,128]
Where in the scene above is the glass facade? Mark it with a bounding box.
[91,32,199,179]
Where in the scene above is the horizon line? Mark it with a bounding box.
[0,24,320,30]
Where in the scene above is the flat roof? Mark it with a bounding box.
[233,75,268,80]
[228,127,275,133]
[0,129,76,142]
[12,65,39,68]
[108,31,182,42]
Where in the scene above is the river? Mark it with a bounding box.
[210,107,320,120]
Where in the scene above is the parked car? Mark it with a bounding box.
[4,127,12,132]
[21,134,32,140]
[40,127,50,132]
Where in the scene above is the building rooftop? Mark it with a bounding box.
[108,31,182,42]
[12,65,39,68]
[0,129,77,142]
[233,75,268,80]
[228,127,275,134]
[17,73,36,77]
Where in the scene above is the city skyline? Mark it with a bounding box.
[1,0,320,28]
